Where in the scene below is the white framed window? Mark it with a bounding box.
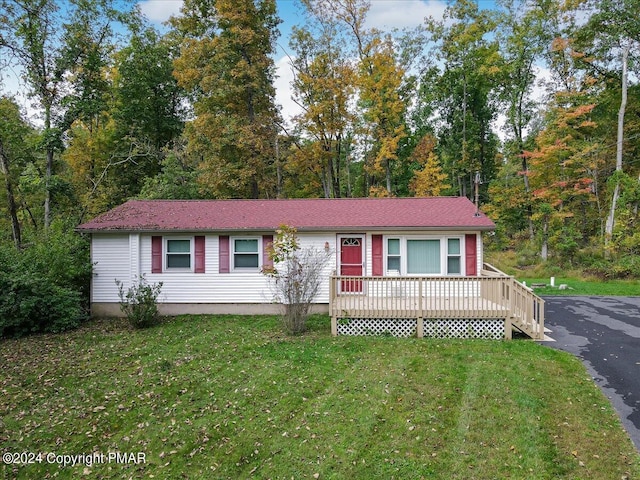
[384,236,464,276]
[165,238,192,270]
[386,238,401,274]
[447,238,462,275]
[232,237,260,270]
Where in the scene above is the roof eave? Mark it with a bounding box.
[77,224,495,234]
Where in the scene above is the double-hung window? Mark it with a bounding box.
[233,238,260,270]
[447,238,461,275]
[386,238,401,274]
[152,235,205,274]
[166,238,192,269]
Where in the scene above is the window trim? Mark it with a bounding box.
[386,237,402,275]
[383,235,465,277]
[231,236,262,272]
[446,238,462,275]
[164,237,194,272]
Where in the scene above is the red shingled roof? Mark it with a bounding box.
[76,197,495,233]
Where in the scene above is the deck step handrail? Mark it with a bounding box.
[329,271,545,340]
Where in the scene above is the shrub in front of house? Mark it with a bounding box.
[116,275,163,329]
[262,225,332,335]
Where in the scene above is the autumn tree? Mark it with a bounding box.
[358,35,408,195]
[569,0,640,250]
[0,0,130,228]
[63,23,187,218]
[172,0,282,198]
[528,97,602,261]
[496,0,557,239]
[423,0,501,201]
[287,23,356,198]
[299,0,413,197]
[409,134,449,197]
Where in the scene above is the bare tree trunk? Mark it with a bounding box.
[43,101,53,231]
[541,218,548,261]
[44,148,53,229]
[0,139,22,249]
[385,159,391,194]
[275,136,282,198]
[605,44,629,252]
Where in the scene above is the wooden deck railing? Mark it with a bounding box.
[329,263,545,340]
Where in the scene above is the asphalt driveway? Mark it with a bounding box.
[542,296,640,451]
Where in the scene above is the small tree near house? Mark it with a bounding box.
[116,275,163,329]
[262,225,333,335]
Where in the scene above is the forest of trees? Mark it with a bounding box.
[0,0,638,333]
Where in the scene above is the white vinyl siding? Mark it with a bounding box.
[141,233,335,304]
[92,234,131,302]
[91,231,482,307]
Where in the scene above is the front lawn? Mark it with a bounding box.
[2,315,639,479]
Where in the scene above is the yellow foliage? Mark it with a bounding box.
[368,186,395,198]
[411,152,450,197]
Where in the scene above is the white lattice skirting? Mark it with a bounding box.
[423,319,504,339]
[336,318,505,339]
[337,318,417,337]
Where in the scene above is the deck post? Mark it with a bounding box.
[504,317,512,340]
[417,317,424,338]
[417,279,424,338]
[329,275,337,336]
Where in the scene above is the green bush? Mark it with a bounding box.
[0,271,85,338]
[0,224,91,338]
[116,275,163,329]
[19,222,93,302]
[609,255,640,279]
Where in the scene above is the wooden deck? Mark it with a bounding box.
[329,264,545,340]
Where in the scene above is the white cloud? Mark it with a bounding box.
[138,0,183,23]
[532,64,552,103]
[366,0,447,31]
[274,55,302,127]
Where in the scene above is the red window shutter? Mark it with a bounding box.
[219,235,230,273]
[465,234,477,276]
[372,235,383,276]
[194,236,205,273]
[262,235,274,268]
[151,236,163,273]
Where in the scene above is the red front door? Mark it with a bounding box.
[340,237,363,292]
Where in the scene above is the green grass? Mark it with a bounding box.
[517,277,640,296]
[2,315,639,479]
[485,250,640,296]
